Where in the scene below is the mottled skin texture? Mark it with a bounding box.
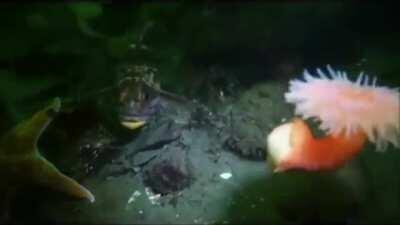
[0,98,94,221]
[118,68,188,130]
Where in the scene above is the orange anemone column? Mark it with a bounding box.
[267,118,367,172]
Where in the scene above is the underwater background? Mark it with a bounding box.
[0,2,399,225]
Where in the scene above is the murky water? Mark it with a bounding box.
[0,2,399,225]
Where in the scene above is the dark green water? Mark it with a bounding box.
[0,2,399,225]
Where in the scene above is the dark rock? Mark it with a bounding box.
[125,117,183,158]
[132,149,161,167]
[76,125,122,178]
[223,135,266,161]
[142,146,193,195]
[219,107,267,161]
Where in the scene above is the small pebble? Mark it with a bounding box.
[219,172,232,180]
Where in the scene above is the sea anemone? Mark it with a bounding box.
[267,65,400,172]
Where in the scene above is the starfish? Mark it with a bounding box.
[0,98,95,208]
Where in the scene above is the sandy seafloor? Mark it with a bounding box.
[13,81,368,224]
